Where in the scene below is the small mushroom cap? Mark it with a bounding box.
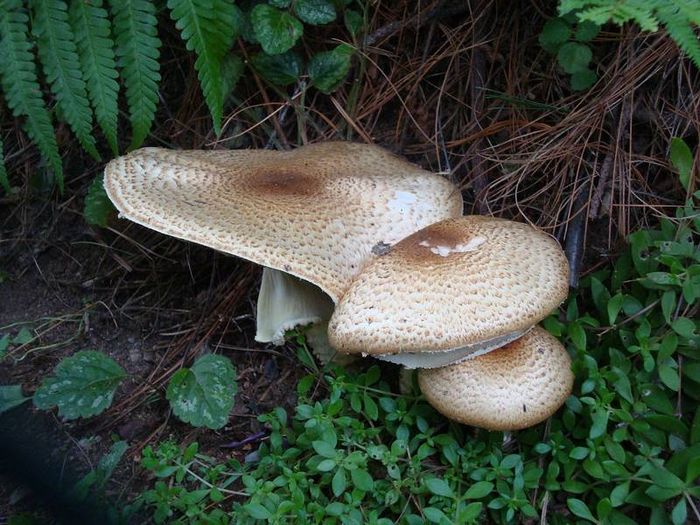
[418,326,573,430]
[104,142,462,303]
[328,216,569,356]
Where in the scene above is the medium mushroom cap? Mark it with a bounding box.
[104,142,462,303]
[328,216,569,363]
[418,326,573,430]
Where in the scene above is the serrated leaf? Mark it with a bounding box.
[557,42,593,73]
[250,50,302,86]
[109,0,161,149]
[32,0,99,160]
[84,175,115,227]
[294,0,336,26]
[168,0,238,135]
[251,4,302,55]
[309,44,353,93]
[0,385,30,414]
[166,353,237,429]
[0,2,63,191]
[670,137,693,191]
[69,0,119,155]
[33,351,126,420]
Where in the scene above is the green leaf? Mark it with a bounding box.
[567,498,596,522]
[590,408,609,439]
[294,0,336,25]
[344,8,363,38]
[308,44,353,94]
[607,293,624,324]
[84,175,115,227]
[166,353,237,429]
[670,137,693,191]
[250,50,302,86]
[570,68,597,90]
[168,0,238,135]
[316,458,336,472]
[575,20,600,41]
[671,499,687,525]
[662,290,676,325]
[245,503,271,520]
[312,440,336,458]
[658,364,680,392]
[331,467,346,496]
[32,0,99,160]
[464,480,493,499]
[33,351,126,419]
[423,507,447,523]
[672,317,696,338]
[69,0,119,155]
[425,477,453,498]
[0,385,30,414]
[540,18,571,52]
[351,468,373,491]
[251,4,302,55]
[610,481,630,507]
[109,0,161,149]
[569,320,587,350]
[557,42,593,73]
[0,2,63,190]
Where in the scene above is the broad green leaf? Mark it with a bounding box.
[607,293,624,324]
[0,385,30,414]
[245,503,271,520]
[568,320,587,350]
[575,20,600,41]
[423,507,447,523]
[166,353,237,429]
[672,317,695,338]
[425,477,453,497]
[33,351,126,419]
[670,137,693,191]
[557,42,592,73]
[331,467,346,496]
[351,468,373,491]
[294,0,336,25]
[567,498,596,522]
[251,4,302,55]
[570,67,597,90]
[610,481,630,507]
[84,175,115,227]
[309,44,353,93]
[671,498,687,525]
[250,50,302,86]
[658,364,680,391]
[344,9,363,38]
[464,480,494,499]
[661,290,676,324]
[312,440,336,458]
[539,18,570,52]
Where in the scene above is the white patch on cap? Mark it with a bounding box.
[420,236,488,257]
[388,191,418,212]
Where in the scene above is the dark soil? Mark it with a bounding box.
[0,196,307,522]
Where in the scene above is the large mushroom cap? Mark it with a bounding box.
[418,326,573,430]
[328,216,569,363]
[104,142,462,302]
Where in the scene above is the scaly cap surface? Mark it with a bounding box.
[328,216,569,356]
[104,142,462,302]
[418,327,573,430]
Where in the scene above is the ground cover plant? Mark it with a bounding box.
[1,0,699,523]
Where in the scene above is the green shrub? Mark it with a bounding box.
[135,181,698,523]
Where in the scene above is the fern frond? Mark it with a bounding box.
[109,0,161,149]
[562,0,700,69]
[0,1,63,191]
[658,4,700,67]
[168,0,238,135]
[32,0,99,160]
[0,134,8,193]
[70,0,119,155]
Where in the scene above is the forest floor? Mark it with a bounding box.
[1,0,698,522]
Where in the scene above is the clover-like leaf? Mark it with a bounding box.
[166,353,237,429]
[251,4,303,55]
[557,42,592,73]
[33,351,126,419]
[309,44,353,93]
[539,18,570,52]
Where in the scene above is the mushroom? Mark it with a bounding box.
[417,326,574,430]
[104,142,462,359]
[327,216,569,368]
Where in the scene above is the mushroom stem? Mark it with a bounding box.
[255,267,334,345]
